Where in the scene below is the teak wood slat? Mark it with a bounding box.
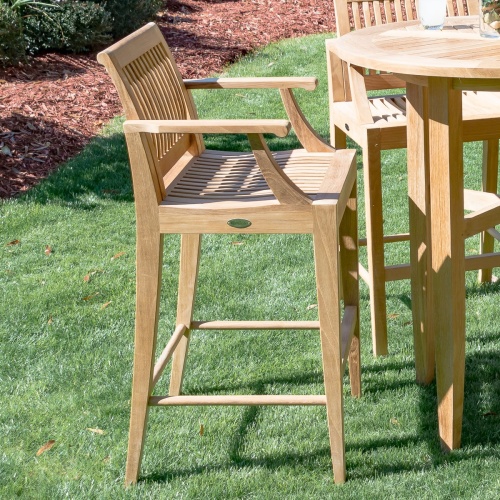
[191,320,320,329]
[328,3,500,356]
[150,395,327,406]
[98,22,361,485]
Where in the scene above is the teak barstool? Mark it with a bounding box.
[98,22,361,485]
[327,0,500,356]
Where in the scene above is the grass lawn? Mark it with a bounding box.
[1,33,500,498]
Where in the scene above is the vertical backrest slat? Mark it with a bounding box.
[363,2,372,27]
[335,0,352,35]
[384,1,394,22]
[465,0,478,16]
[373,1,383,24]
[394,0,404,21]
[352,3,363,30]
[404,0,416,21]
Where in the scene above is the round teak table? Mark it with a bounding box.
[328,17,500,452]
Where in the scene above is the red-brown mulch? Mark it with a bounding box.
[0,0,335,198]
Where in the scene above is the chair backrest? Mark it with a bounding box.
[334,0,477,36]
[334,0,416,36]
[97,22,204,181]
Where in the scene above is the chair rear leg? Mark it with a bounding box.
[125,233,164,486]
[312,203,345,484]
[479,139,499,283]
[169,234,202,396]
[340,183,361,397]
[363,134,388,356]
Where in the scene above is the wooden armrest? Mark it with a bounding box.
[123,119,291,137]
[184,77,317,91]
[247,132,311,205]
[184,78,332,153]
[185,76,332,153]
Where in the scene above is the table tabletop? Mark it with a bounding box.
[330,16,500,79]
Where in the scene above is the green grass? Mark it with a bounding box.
[1,33,500,498]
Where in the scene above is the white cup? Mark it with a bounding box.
[418,0,446,30]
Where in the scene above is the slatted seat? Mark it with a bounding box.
[165,150,338,203]
[328,0,500,355]
[98,23,361,485]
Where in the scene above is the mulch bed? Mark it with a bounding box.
[0,0,335,198]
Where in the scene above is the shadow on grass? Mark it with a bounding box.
[24,131,133,206]
[411,331,500,476]
[461,345,500,448]
[140,338,500,484]
[141,447,333,485]
[390,271,500,314]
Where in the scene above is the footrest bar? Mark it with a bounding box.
[359,233,410,246]
[152,323,188,387]
[149,395,327,406]
[385,263,411,281]
[465,252,500,271]
[190,320,320,330]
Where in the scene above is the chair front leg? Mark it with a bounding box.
[125,232,164,486]
[312,202,346,483]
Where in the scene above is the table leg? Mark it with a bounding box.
[406,83,435,385]
[427,77,466,451]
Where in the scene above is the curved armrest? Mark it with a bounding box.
[184,77,332,153]
[184,77,317,91]
[123,119,291,137]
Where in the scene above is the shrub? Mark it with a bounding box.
[0,3,26,66]
[23,1,112,54]
[0,0,161,66]
[91,0,162,39]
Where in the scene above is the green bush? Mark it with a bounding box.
[0,0,161,66]
[0,3,26,66]
[23,1,112,54]
[91,0,162,38]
